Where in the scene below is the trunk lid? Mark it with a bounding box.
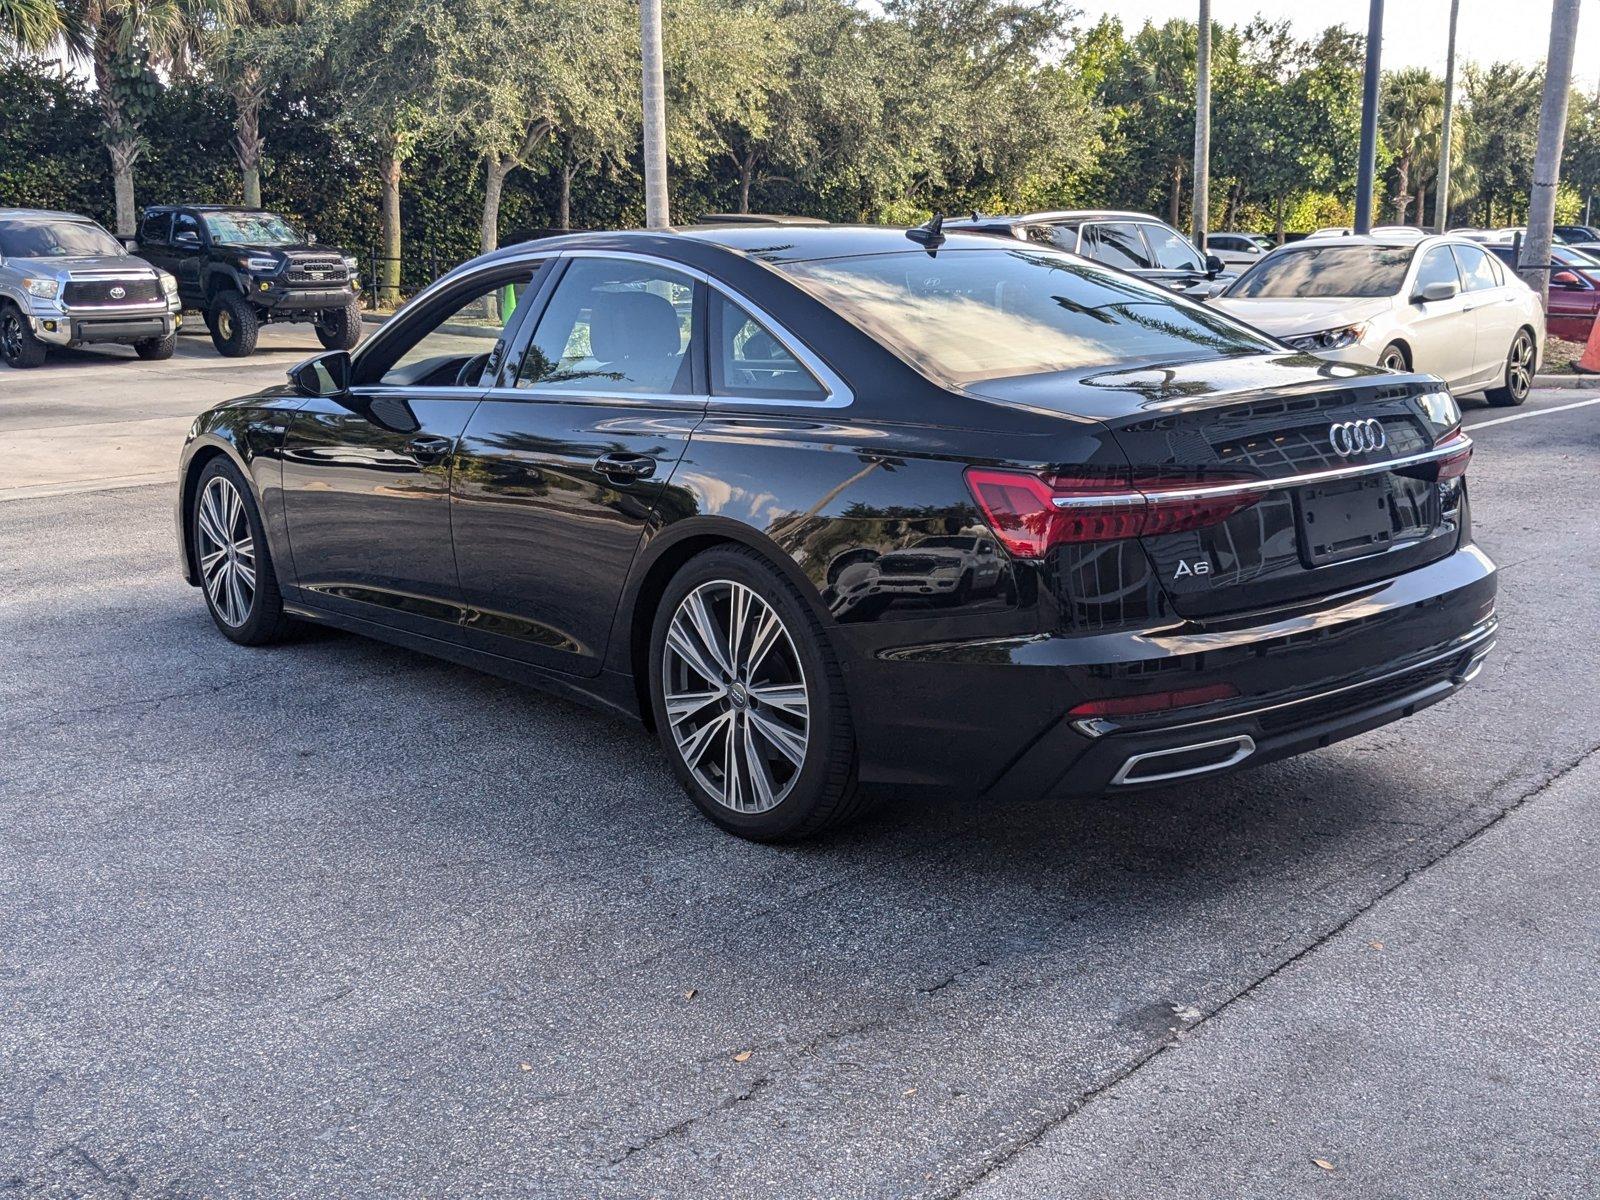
[972,354,1463,622]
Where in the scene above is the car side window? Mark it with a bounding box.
[709,293,825,402]
[370,269,542,388]
[1414,247,1460,295]
[1451,243,1500,292]
[1142,224,1204,271]
[517,257,697,396]
[172,212,202,244]
[1088,223,1153,270]
[140,212,170,245]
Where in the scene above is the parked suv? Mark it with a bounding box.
[0,208,180,369]
[133,205,362,358]
[947,209,1230,296]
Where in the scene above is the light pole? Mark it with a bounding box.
[1353,0,1384,233]
[1522,0,1582,304]
[1434,0,1459,232]
[640,0,669,228]
[1191,0,1212,250]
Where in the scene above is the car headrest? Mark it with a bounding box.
[590,289,682,361]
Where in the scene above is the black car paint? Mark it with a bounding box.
[177,227,1495,801]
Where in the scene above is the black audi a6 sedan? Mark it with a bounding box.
[177,225,1495,840]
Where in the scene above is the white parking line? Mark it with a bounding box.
[1466,395,1600,430]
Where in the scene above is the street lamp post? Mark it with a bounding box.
[1353,0,1384,234]
[640,0,669,228]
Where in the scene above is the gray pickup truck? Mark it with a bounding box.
[0,208,181,369]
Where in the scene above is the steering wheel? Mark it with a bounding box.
[454,351,493,389]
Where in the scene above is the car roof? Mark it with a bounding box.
[0,208,98,223]
[492,223,1011,265]
[144,205,279,214]
[946,209,1165,229]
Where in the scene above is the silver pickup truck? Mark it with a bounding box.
[0,208,181,369]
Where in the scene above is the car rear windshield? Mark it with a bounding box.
[777,248,1274,385]
[1228,245,1414,298]
[203,211,300,245]
[0,219,124,259]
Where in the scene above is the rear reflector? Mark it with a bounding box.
[965,467,1261,558]
[1067,682,1240,719]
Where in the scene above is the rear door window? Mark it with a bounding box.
[709,293,825,402]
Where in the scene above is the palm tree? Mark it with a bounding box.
[209,0,301,206]
[0,0,69,51]
[58,0,234,234]
[1380,67,1444,226]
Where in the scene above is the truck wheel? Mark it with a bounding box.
[208,292,260,358]
[315,298,364,350]
[1,302,48,368]
[134,329,176,360]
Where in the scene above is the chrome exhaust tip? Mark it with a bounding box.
[1111,734,1256,787]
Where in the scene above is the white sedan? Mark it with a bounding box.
[1210,234,1546,407]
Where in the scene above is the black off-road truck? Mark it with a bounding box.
[133,205,363,357]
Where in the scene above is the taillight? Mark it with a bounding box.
[1433,431,1472,481]
[965,467,1261,558]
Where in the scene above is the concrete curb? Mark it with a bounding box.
[1533,373,1600,389]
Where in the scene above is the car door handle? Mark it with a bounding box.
[594,452,656,481]
[406,435,454,464]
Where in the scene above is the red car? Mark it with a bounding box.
[1487,243,1600,341]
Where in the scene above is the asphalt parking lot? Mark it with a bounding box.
[3,330,1599,1197]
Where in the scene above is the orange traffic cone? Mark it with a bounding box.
[1577,309,1600,374]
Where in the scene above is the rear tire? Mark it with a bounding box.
[1484,329,1535,407]
[1,302,48,368]
[190,457,293,646]
[315,298,364,350]
[648,545,870,841]
[207,292,260,358]
[134,330,176,360]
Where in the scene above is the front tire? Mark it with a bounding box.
[191,457,292,645]
[1484,329,1535,407]
[648,546,868,841]
[315,298,364,350]
[134,329,176,360]
[207,292,260,358]
[1377,341,1409,372]
[1,302,48,368]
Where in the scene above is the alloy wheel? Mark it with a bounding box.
[196,475,257,627]
[661,579,810,814]
[1,313,21,361]
[1507,333,1533,399]
[1379,346,1407,371]
[217,308,234,340]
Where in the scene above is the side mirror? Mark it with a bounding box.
[307,232,318,245]
[1206,280,1230,298]
[289,350,352,397]
[1416,280,1459,303]
[1551,269,1585,290]
[174,230,200,247]
[122,237,138,252]
[1205,253,1226,278]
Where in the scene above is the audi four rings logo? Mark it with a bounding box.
[108,286,126,300]
[1329,418,1386,457]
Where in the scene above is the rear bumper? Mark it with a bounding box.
[846,543,1497,799]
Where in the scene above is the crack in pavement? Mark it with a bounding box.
[934,739,1600,1199]
[607,1078,774,1167]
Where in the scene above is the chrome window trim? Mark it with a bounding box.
[1050,433,1472,509]
[353,252,556,368]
